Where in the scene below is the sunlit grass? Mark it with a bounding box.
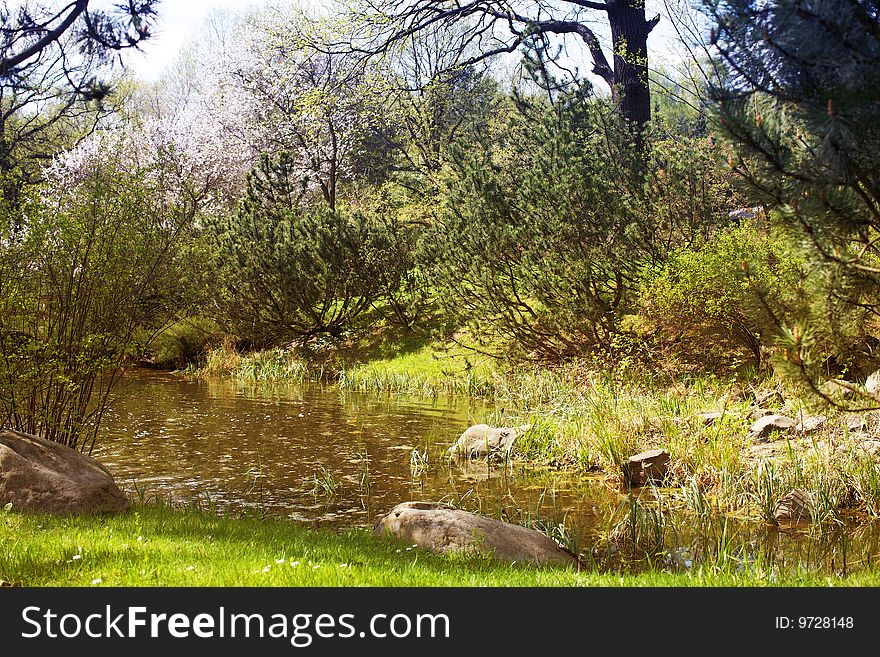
[3,505,876,587]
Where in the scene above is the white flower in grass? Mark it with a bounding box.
[262,565,271,573]
[91,578,102,585]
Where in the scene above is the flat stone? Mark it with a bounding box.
[699,411,741,426]
[752,388,785,407]
[847,416,868,432]
[374,502,578,567]
[749,414,797,441]
[796,415,827,434]
[819,379,857,399]
[625,449,670,487]
[0,429,129,515]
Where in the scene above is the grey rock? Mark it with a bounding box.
[699,411,741,426]
[0,429,129,515]
[449,424,530,459]
[796,415,827,434]
[751,388,785,408]
[748,407,770,421]
[749,414,797,441]
[374,502,578,567]
[819,379,856,399]
[625,449,670,487]
[847,415,868,432]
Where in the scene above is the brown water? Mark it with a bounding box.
[95,369,880,576]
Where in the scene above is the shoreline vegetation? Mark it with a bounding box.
[183,339,880,526]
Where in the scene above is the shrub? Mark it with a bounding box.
[207,153,390,346]
[708,0,880,387]
[429,91,738,361]
[0,143,198,451]
[639,221,807,372]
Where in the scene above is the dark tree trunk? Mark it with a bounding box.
[605,0,658,145]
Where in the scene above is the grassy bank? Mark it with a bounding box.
[2,504,876,586]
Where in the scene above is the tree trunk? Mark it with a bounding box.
[606,0,657,144]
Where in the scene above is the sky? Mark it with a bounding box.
[122,0,258,79]
[121,0,700,84]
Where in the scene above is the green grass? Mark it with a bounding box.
[338,341,498,398]
[193,345,314,383]
[2,505,877,587]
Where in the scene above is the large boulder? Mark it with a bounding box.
[449,424,530,459]
[375,501,578,568]
[0,429,129,514]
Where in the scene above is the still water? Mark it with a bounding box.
[95,370,880,575]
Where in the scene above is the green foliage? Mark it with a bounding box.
[708,0,880,386]
[641,221,807,371]
[142,317,224,369]
[208,153,390,346]
[429,90,738,361]
[0,155,197,450]
[358,185,438,333]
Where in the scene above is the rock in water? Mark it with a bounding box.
[625,449,670,487]
[774,490,813,524]
[375,502,578,567]
[748,414,797,441]
[0,429,129,514]
[449,424,530,459]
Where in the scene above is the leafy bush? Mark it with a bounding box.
[639,221,807,371]
[708,0,880,385]
[0,143,198,450]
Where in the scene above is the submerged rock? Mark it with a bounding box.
[625,449,670,487]
[374,501,578,567]
[449,424,530,459]
[0,429,129,515]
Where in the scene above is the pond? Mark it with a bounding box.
[95,369,880,576]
